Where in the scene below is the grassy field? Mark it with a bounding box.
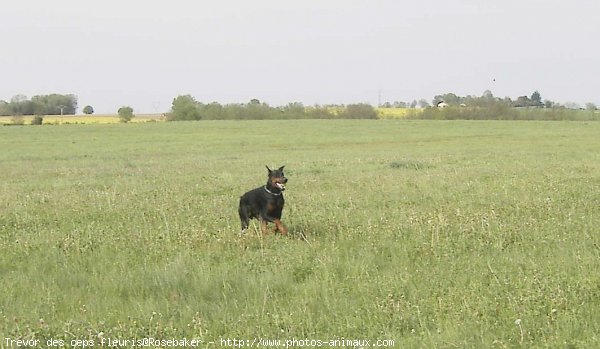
[1,120,599,348]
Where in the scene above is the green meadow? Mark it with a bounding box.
[1,120,599,348]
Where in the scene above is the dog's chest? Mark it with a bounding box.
[265,194,284,213]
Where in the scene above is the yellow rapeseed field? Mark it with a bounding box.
[0,114,164,125]
[376,107,422,119]
[0,110,427,124]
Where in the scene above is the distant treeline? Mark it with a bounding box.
[166,96,377,120]
[409,90,600,121]
[0,94,77,116]
[2,90,597,122]
[166,92,599,121]
[404,105,600,121]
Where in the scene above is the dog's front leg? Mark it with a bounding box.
[274,219,287,235]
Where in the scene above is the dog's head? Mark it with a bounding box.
[266,165,288,191]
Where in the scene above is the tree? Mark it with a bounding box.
[472,90,501,107]
[0,100,9,116]
[281,102,305,119]
[530,91,543,107]
[342,103,378,119]
[244,100,276,119]
[433,93,461,106]
[83,105,94,115]
[117,106,134,123]
[31,94,77,114]
[585,103,597,111]
[168,95,200,121]
[564,102,580,109]
[10,94,28,104]
[10,95,31,115]
[0,94,78,116]
[201,102,226,120]
[482,90,495,100]
[513,96,531,108]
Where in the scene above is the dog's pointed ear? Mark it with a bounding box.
[266,165,272,173]
[278,165,285,171]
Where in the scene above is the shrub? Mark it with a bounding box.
[31,115,44,125]
[342,103,378,119]
[118,106,134,123]
[83,105,94,115]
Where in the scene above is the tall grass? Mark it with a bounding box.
[1,120,599,347]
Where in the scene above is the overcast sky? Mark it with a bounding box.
[1,0,598,113]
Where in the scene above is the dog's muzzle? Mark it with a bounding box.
[276,178,288,190]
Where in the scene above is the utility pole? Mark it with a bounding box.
[58,105,66,124]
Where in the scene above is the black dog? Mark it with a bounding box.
[239,165,288,235]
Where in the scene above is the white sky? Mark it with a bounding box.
[1,0,599,113]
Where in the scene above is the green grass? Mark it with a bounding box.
[1,120,599,348]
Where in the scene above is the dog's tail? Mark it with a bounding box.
[238,196,250,232]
